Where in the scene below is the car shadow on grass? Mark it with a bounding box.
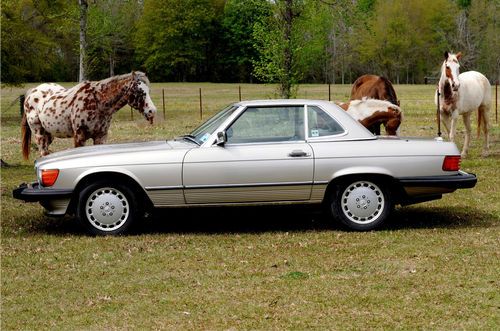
[14,204,498,237]
[143,205,498,234]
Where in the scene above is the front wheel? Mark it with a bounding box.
[77,181,139,235]
[330,179,393,231]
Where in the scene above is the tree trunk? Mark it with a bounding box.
[79,0,88,82]
[281,0,294,99]
[109,52,115,77]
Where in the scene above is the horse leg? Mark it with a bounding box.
[478,104,490,157]
[93,134,108,145]
[34,130,51,156]
[461,112,472,158]
[448,115,458,143]
[73,127,89,147]
[440,112,451,137]
[29,117,51,156]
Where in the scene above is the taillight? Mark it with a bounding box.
[41,169,59,186]
[442,156,461,171]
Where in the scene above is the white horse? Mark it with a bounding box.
[435,51,491,157]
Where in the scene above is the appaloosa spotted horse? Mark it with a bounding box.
[22,72,156,159]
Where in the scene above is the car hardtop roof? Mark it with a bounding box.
[234,99,335,108]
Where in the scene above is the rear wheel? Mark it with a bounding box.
[77,180,139,235]
[330,178,392,231]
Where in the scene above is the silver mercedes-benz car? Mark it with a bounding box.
[14,99,476,235]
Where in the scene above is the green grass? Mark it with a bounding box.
[1,83,499,330]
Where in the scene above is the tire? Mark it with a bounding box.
[77,180,139,235]
[330,178,393,231]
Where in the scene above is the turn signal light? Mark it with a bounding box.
[442,156,461,171]
[41,169,59,187]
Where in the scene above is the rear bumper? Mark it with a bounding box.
[13,182,73,216]
[397,171,476,205]
[398,171,477,190]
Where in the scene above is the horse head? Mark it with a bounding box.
[442,51,462,92]
[127,71,157,124]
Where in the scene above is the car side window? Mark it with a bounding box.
[307,105,344,137]
[227,106,305,144]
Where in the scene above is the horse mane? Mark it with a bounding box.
[133,71,150,86]
[94,71,150,87]
[442,81,454,103]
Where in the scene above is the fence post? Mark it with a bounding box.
[239,85,242,101]
[130,106,133,120]
[436,88,441,137]
[199,88,203,120]
[162,88,166,120]
[328,84,331,101]
[20,94,25,116]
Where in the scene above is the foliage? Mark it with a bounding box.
[1,0,78,84]
[85,1,142,79]
[0,0,498,84]
[455,0,499,81]
[253,0,305,98]
[354,0,457,83]
[134,0,220,82]
[220,0,272,82]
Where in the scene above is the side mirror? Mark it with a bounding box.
[216,131,227,146]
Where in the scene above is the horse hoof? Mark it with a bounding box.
[481,151,489,158]
[460,152,468,158]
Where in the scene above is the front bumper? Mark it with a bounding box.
[13,182,73,202]
[13,182,73,216]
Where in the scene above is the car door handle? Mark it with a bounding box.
[288,150,310,157]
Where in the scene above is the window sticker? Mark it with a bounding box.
[200,133,210,143]
[311,129,319,137]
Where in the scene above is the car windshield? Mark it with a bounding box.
[189,105,239,144]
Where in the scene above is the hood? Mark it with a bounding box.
[36,141,171,167]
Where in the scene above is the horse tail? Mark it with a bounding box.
[477,107,482,139]
[380,76,399,106]
[21,110,32,160]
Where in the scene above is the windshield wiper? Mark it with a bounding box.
[178,134,200,145]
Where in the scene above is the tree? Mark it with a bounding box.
[220,0,272,82]
[85,0,143,79]
[354,0,457,83]
[134,0,218,82]
[1,0,78,84]
[79,0,88,82]
[454,0,499,81]
[253,0,304,98]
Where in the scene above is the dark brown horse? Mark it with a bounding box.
[350,74,399,135]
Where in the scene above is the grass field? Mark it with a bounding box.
[1,83,499,329]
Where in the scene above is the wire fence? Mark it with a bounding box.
[10,82,499,124]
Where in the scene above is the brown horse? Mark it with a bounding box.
[337,98,403,136]
[350,74,399,135]
[22,72,156,159]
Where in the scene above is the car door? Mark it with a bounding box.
[183,105,314,204]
